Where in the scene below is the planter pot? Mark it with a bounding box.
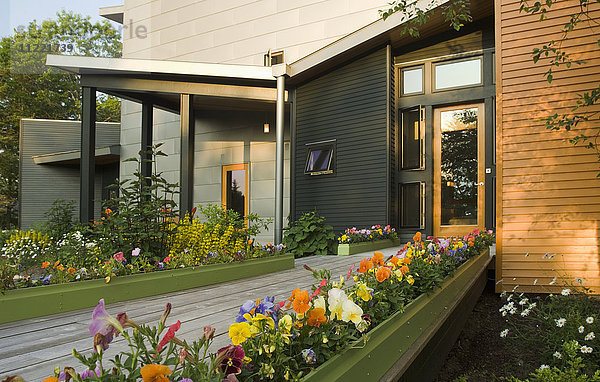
[302,248,492,382]
[0,254,294,324]
[337,239,401,256]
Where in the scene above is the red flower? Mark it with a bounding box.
[113,252,125,262]
[157,320,181,351]
[216,345,245,375]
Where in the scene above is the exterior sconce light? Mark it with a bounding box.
[263,123,270,133]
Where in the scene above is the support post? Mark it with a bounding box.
[179,94,195,218]
[80,86,96,223]
[275,75,285,245]
[141,102,153,198]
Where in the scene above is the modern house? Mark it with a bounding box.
[43,0,599,293]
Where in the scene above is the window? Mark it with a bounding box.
[401,66,424,95]
[433,57,482,91]
[222,164,248,217]
[400,182,425,228]
[401,106,425,170]
[305,140,335,175]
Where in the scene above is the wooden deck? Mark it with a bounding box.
[0,248,401,381]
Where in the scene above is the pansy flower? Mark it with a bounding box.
[140,364,172,382]
[358,258,373,273]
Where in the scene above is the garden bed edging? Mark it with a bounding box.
[336,239,402,256]
[302,248,492,382]
[0,254,294,324]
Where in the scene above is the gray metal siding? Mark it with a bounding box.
[294,47,389,233]
[19,119,120,229]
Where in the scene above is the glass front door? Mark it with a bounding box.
[433,104,485,237]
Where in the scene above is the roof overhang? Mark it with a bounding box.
[99,5,124,24]
[46,55,284,112]
[287,0,494,85]
[33,145,120,166]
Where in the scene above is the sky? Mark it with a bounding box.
[0,0,122,37]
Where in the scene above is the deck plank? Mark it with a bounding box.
[0,248,400,381]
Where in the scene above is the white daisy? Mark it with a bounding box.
[585,332,595,341]
[553,351,562,359]
[561,289,571,296]
[587,317,594,324]
[556,318,567,327]
[579,326,585,333]
[500,329,509,338]
[539,364,550,370]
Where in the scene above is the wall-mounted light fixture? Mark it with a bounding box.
[263,123,270,133]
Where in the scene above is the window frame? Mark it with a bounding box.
[221,163,249,217]
[304,140,336,176]
[432,56,483,92]
[400,65,425,96]
[401,106,425,170]
[400,181,426,229]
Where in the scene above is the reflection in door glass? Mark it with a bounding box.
[440,108,478,225]
[226,169,246,218]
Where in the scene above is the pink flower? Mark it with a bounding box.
[89,299,123,352]
[346,264,355,279]
[216,345,245,375]
[163,256,171,263]
[131,247,141,257]
[113,252,125,262]
[157,320,181,351]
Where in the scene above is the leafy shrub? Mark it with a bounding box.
[90,144,178,261]
[49,230,99,267]
[41,199,77,239]
[283,211,336,258]
[169,204,271,266]
[0,230,51,269]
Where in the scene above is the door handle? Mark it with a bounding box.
[477,182,485,186]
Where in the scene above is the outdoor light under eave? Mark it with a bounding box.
[263,123,270,133]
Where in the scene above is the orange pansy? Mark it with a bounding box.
[376,266,391,282]
[402,257,412,265]
[140,364,172,382]
[42,378,59,382]
[67,267,76,274]
[371,252,384,266]
[358,258,373,273]
[41,261,50,269]
[306,307,327,327]
[292,290,311,314]
[413,232,421,242]
[400,265,409,275]
[389,256,400,266]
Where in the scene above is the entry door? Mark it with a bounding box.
[433,104,485,237]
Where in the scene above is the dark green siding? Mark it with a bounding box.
[294,47,390,233]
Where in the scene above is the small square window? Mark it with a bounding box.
[401,66,424,95]
[305,141,335,175]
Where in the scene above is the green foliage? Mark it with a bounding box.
[508,341,600,382]
[41,199,77,239]
[0,11,122,228]
[379,0,473,37]
[283,211,336,258]
[197,203,269,239]
[90,144,178,261]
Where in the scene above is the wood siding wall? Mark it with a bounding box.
[294,47,389,233]
[496,0,600,292]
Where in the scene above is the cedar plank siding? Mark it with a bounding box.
[496,0,600,292]
[294,47,389,233]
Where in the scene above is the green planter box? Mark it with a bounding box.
[0,254,294,324]
[337,239,401,256]
[303,248,492,382]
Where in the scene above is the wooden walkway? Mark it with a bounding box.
[0,247,402,381]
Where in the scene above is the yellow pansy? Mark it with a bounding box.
[228,322,251,345]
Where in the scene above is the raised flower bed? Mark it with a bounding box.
[337,225,400,256]
[0,253,294,324]
[303,248,492,381]
[337,238,402,256]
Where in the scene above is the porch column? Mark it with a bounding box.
[141,102,153,196]
[179,94,195,218]
[274,75,285,245]
[80,86,96,223]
